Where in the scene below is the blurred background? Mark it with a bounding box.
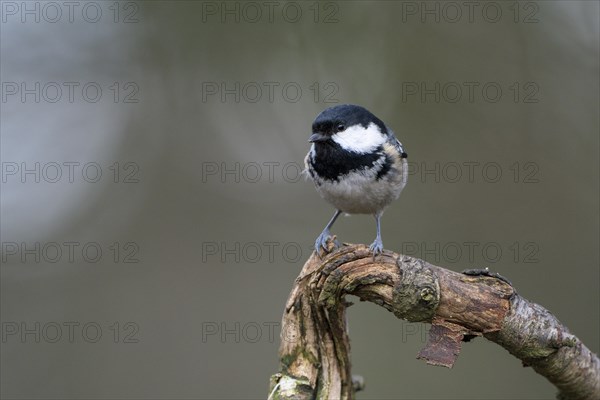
[1,1,598,399]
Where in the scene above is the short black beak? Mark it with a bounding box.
[309,132,329,143]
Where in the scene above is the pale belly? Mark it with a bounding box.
[315,171,404,214]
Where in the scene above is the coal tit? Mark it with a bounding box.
[304,104,408,256]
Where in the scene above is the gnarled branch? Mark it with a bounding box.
[267,243,599,400]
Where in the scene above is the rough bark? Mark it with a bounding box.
[267,243,599,400]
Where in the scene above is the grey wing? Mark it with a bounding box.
[386,127,409,193]
[386,127,407,157]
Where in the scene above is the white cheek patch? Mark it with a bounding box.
[332,122,386,153]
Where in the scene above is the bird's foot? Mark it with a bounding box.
[314,230,340,258]
[369,237,384,259]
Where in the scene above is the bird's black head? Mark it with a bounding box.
[309,104,389,153]
[309,104,388,143]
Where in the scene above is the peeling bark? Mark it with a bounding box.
[267,243,599,400]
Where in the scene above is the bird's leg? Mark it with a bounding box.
[369,212,384,257]
[315,209,342,255]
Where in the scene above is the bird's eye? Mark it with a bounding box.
[336,124,345,132]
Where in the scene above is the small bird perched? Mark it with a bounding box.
[304,104,408,256]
